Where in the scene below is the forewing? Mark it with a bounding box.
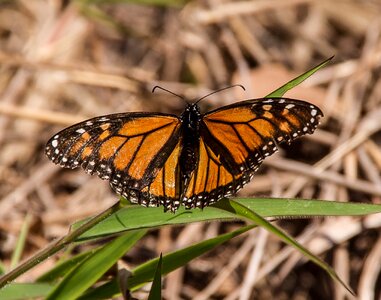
[45,113,182,197]
[202,97,323,173]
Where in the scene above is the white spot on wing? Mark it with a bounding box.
[286,104,295,109]
[76,128,86,134]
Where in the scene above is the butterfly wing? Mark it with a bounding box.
[136,137,183,211]
[182,134,247,209]
[182,98,323,208]
[45,112,182,208]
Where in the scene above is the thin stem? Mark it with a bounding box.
[0,201,122,288]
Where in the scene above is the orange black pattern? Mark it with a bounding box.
[45,97,323,212]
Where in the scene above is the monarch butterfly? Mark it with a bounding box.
[45,86,323,212]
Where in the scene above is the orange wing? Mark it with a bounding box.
[131,139,182,211]
[183,136,251,209]
[45,113,182,209]
[183,98,323,207]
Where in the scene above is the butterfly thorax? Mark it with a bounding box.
[179,103,201,184]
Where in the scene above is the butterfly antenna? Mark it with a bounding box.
[152,86,189,104]
[195,84,246,104]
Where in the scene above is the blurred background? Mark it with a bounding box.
[0,0,381,299]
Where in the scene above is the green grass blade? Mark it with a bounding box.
[266,56,333,98]
[128,225,254,290]
[10,214,32,269]
[0,283,53,300]
[77,280,119,300]
[37,249,98,283]
[148,254,162,300]
[220,200,355,296]
[77,278,150,300]
[74,198,381,241]
[46,229,146,300]
[70,225,255,299]
[0,261,6,276]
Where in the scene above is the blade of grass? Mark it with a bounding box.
[214,200,355,296]
[77,279,119,300]
[74,225,255,299]
[74,198,381,241]
[0,283,54,300]
[46,229,146,300]
[0,201,122,289]
[148,254,162,300]
[266,56,334,98]
[10,214,32,269]
[79,225,256,300]
[128,224,255,290]
[2,191,380,289]
[0,262,5,276]
[45,197,379,298]
[37,249,99,283]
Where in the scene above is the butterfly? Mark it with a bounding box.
[45,86,323,212]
